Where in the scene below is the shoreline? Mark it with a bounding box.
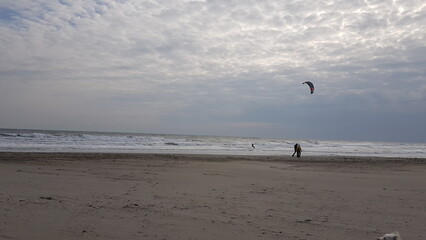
[1,152,425,239]
[1,151,425,165]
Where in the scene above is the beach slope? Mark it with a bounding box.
[0,153,425,239]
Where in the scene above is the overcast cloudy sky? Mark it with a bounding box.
[0,0,425,142]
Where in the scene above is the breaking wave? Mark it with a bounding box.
[0,128,425,158]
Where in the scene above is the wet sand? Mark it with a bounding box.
[0,152,425,239]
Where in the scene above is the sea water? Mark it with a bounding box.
[0,128,425,158]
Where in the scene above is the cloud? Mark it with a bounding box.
[0,0,425,141]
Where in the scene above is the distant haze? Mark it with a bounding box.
[0,0,425,142]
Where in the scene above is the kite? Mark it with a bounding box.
[303,81,314,94]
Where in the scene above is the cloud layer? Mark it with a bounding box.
[1,0,425,142]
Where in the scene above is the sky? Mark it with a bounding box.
[0,0,425,143]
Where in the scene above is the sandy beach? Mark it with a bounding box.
[0,152,425,239]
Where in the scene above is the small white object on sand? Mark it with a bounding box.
[377,231,401,240]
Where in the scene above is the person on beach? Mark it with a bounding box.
[292,143,298,157]
[292,143,302,158]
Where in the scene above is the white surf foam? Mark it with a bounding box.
[0,129,425,158]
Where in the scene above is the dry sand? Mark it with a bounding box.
[0,152,425,239]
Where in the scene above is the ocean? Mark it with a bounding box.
[0,128,425,158]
